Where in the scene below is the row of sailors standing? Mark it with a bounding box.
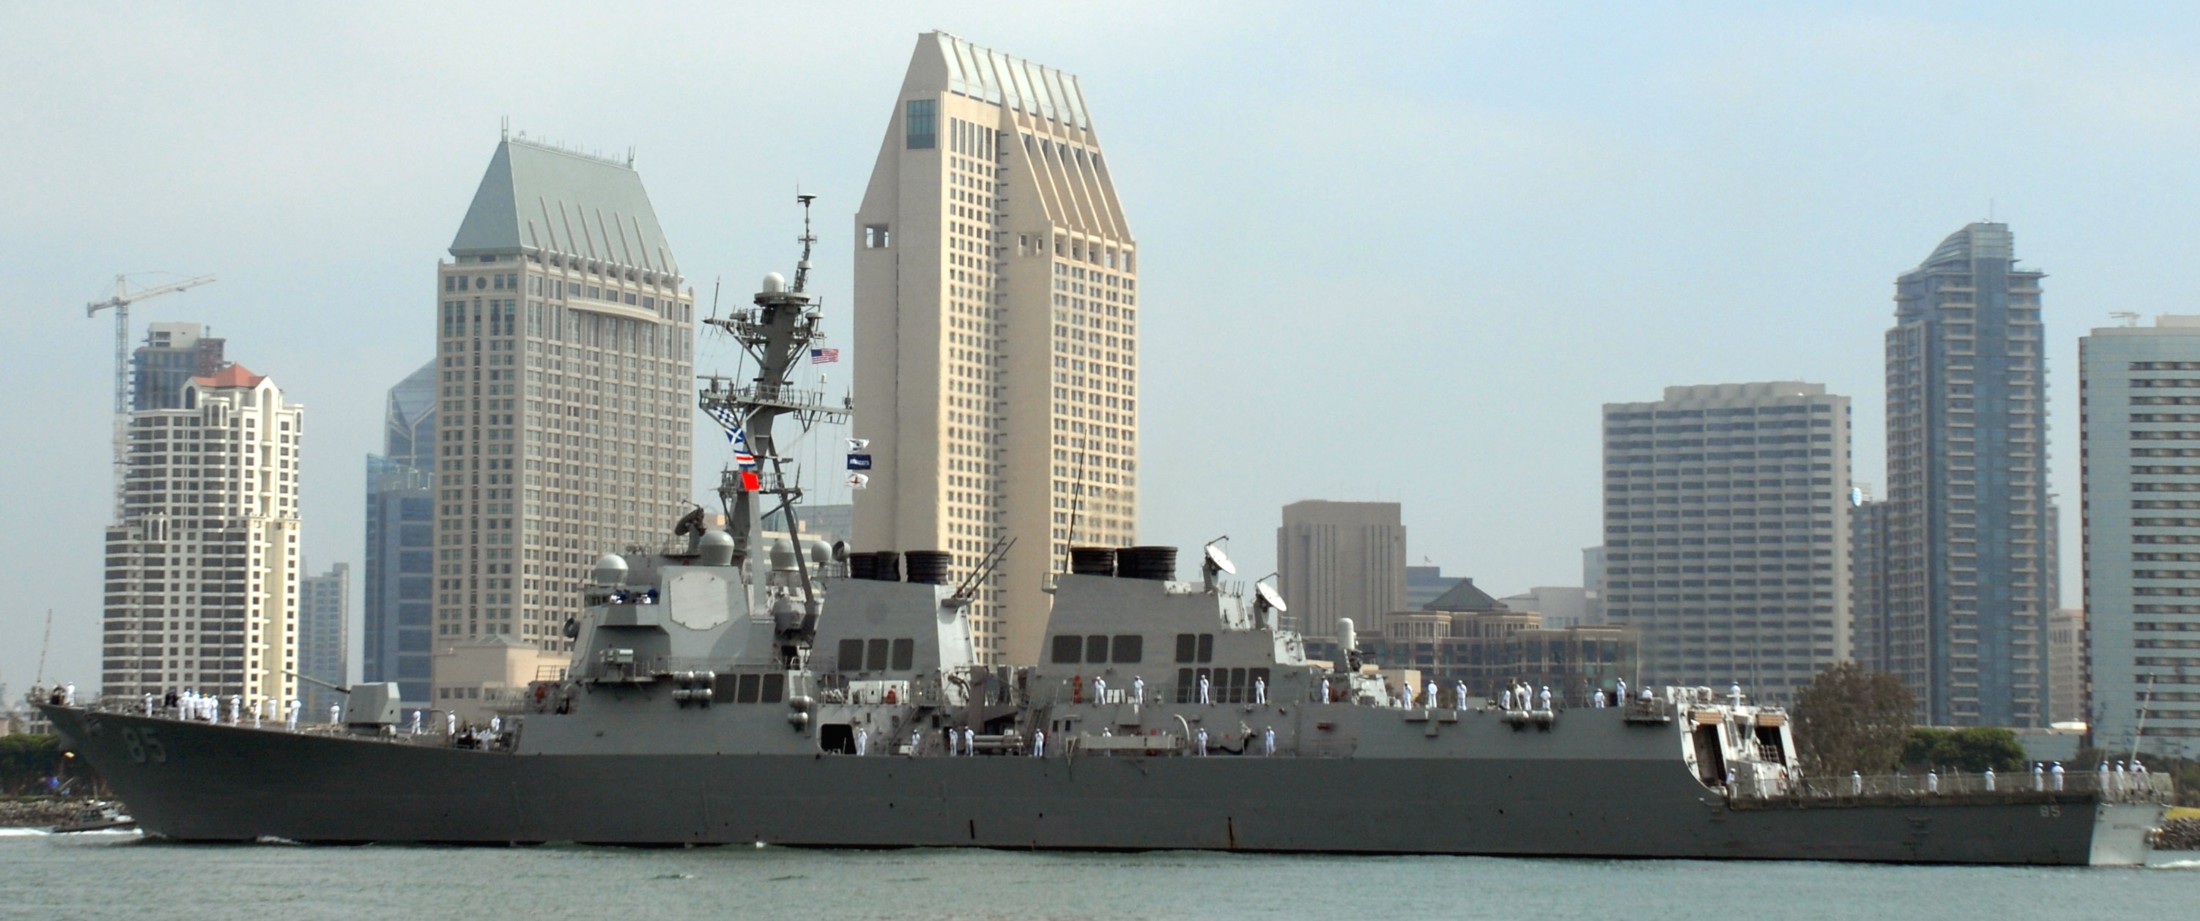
[1083,674,1273,708]
[146,689,335,730]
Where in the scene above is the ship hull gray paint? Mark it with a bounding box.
[44,708,2146,865]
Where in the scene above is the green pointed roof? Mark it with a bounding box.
[450,138,679,277]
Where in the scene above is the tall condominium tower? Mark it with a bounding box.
[1601,383,1852,704]
[1848,497,1895,669]
[1884,222,2051,727]
[101,364,302,705]
[132,322,226,410]
[433,138,695,656]
[1276,500,1406,641]
[854,32,1139,665]
[2081,316,2200,756]
[299,562,349,714]
[364,361,437,703]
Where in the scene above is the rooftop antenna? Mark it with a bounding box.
[708,277,722,321]
[793,192,818,293]
[2111,311,2140,328]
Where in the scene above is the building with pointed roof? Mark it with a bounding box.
[853,33,1139,665]
[101,362,303,706]
[364,360,436,704]
[431,137,694,664]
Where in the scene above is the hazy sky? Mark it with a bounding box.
[5,1,2198,695]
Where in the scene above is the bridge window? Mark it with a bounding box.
[1111,635,1143,664]
[1085,635,1109,663]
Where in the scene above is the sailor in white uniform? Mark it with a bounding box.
[1499,688,1512,710]
[1615,678,1628,701]
[1400,682,1414,710]
[1254,677,1267,705]
[1455,681,1468,711]
[1320,677,1331,704]
[1593,689,1607,708]
[855,729,868,756]
[1539,686,1552,710]
[490,716,502,735]
[64,683,76,706]
[964,727,976,756]
[143,692,155,715]
[1851,771,1862,795]
[1926,770,1939,794]
[912,730,922,755]
[1094,676,1107,704]
[330,703,342,725]
[1425,680,1438,710]
[228,695,241,725]
[411,710,424,735]
[2051,761,2065,790]
[1198,674,1211,705]
[2032,763,2044,791]
[1263,727,1276,756]
[1133,675,1145,705]
[1983,767,1996,792]
[286,698,303,731]
[1032,730,1045,758]
[447,712,458,736]
[1196,727,1209,756]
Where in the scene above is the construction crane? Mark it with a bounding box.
[86,273,216,413]
[86,273,215,514]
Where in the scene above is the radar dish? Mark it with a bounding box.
[1255,582,1287,613]
[1204,543,1237,575]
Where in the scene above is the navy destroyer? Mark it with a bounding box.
[37,203,2171,864]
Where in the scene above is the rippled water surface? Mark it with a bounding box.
[1,830,2194,921]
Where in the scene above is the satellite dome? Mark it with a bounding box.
[761,272,787,294]
[698,529,736,567]
[591,553,629,586]
[770,539,800,571]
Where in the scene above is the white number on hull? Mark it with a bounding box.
[2040,805,2061,818]
[120,727,168,765]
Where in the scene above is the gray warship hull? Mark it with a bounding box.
[40,706,2158,865]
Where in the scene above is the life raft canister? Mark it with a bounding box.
[884,686,898,705]
[1073,675,1084,704]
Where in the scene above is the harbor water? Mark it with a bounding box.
[1,830,2194,921]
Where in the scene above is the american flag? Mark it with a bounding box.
[809,348,840,364]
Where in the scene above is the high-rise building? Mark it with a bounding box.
[1884,222,2051,727]
[132,322,226,410]
[364,361,437,703]
[299,562,349,714]
[101,364,302,705]
[2046,608,2086,727]
[1276,500,1406,640]
[433,138,695,657]
[1601,382,1851,705]
[1405,564,1463,611]
[853,32,1139,665]
[1848,497,1895,670]
[2081,316,2200,755]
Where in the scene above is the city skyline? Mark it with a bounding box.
[7,4,2199,693]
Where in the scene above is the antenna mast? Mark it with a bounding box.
[793,194,817,293]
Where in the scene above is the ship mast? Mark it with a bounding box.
[699,195,849,643]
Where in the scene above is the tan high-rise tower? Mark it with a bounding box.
[854,33,1139,666]
[432,138,695,659]
[102,363,302,705]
